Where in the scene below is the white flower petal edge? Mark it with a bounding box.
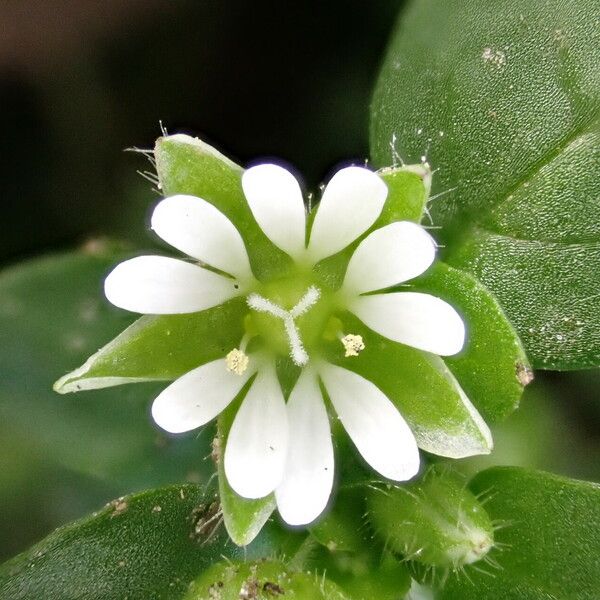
[242,164,307,259]
[306,166,388,263]
[275,368,334,526]
[342,221,436,295]
[349,292,465,356]
[104,256,241,314]
[319,362,420,481]
[151,358,256,434]
[224,364,289,499]
[151,194,253,282]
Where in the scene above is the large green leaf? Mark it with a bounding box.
[0,250,211,488]
[370,0,600,369]
[410,262,530,422]
[0,484,298,600]
[441,467,600,600]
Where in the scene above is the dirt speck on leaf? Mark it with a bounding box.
[516,362,534,386]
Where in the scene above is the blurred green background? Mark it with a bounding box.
[1,0,598,562]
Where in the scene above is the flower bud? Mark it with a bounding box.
[184,559,350,600]
[367,466,494,570]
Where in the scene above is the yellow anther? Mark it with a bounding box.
[225,348,249,375]
[341,334,365,358]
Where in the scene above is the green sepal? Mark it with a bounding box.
[323,313,493,459]
[54,298,246,393]
[376,164,430,226]
[367,465,494,572]
[310,487,368,553]
[410,261,531,422]
[155,134,291,280]
[216,391,276,547]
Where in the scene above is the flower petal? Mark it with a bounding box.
[151,358,255,434]
[307,166,388,263]
[349,292,465,356]
[242,164,307,259]
[319,362,419,481]
[104,256,240,314]
[342,221,436,295]
[224,364,288,499]
[275,368,334,526]
[151,194,253,281]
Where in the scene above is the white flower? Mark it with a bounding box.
[104,163,466,526]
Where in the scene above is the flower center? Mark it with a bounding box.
[247,286,321,366]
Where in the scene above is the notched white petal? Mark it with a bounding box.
[151,194,253,281]
[307,166,388,263]
[242,164,307,259]
[349,292,465,356]
[224,365,288,499]
[275,369,334,526]
[342,221,436,295]
[151,358,254,434]
[320,362,419,481]
[104,256,241,314]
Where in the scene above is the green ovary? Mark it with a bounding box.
[245,272,338,361]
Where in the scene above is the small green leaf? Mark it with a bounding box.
[155,134,291,280]
[0,484,298,600]
[323,314,493,459]
[185,559,351,600]
[216,396,275,546]
[0,250,210,487]
[411,262,530,422]
[0,484,228,599]
[441,467,600,600]
[370,0,600,369]
[312,546,412,600]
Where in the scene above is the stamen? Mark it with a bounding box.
[290,286,321,318]
[225,348,249,375]
[341,333,365,357]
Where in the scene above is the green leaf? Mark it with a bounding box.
[216,399,275,546]
[370,0,600,369]
[441,467,600,600]
[411,262,531,422]
[0,484,291,600]
[0,250,211,488]
[155,134,291,280]
[323,313,493,459]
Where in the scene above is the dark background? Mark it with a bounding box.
[1,0,598,563]
[1,0,399,265]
